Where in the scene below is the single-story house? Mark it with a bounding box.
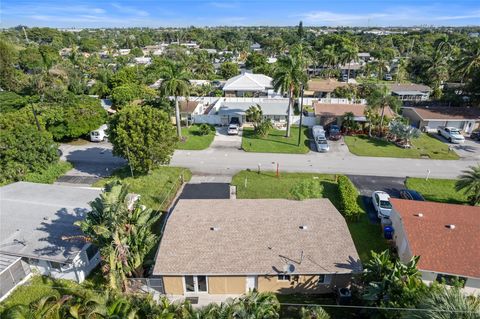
[213,99,289,126]
[153,199,361,296]
[314,103,396,127]
[401,106,480,134]
[222,73,274,97]
[339,63,362,78]
[389,83,432,102]
[0,182,101,300]
[134,57,152,65]
[390,199,480,295]
[179,100,202,124]
[306,79,349,98]
[250,42,262,52]
[357,52,371,62]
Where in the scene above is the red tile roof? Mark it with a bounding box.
[391,199,480,278]
[406,107,480,121]
[314,103,396,118]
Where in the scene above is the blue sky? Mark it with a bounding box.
[1,0,480,28]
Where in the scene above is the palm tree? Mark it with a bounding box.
[340,44,359,82]
[455,41,480,81]
[245,104,263,131]
[455,165,480,206]
[410,285,480,319]
[159,61,190,138]
[426,41,451,99]
[366,86,400,137]
[300,306,331,319]
[273,51,306,137]
[318,45,337,78]
[2,295,70,319]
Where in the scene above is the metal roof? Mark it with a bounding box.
[217,101,288,116]
[0,254,21,274]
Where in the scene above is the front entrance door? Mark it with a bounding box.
[184,276,208,293]
[246,276,257,292]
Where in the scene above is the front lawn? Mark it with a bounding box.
[176,125,215,150]
[93,166,192,211]
[344,134,459,160]
[231,171,388,262]
[405,177,469,205]
[242,126,310,154]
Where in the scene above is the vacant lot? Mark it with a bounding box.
[231,171,388,261]
[344,134,459,160]
[93,166,192,211]
[176,125,215,150]
[405,177,469,205]
[242,126,310,154]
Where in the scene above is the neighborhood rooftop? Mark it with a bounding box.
[222,73,273,91]
[390,199,480,279]
[153,199,362,276]
[217,100,288,116]
[0,182,101,263]
[314,102,396,118]
[403,106,480,121]
[389,83,432,93]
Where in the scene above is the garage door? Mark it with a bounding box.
[445,121,465,129]
[426,121,446,129]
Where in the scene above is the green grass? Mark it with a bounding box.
[405,177,469,205]
[176,125,215,150]
[231,171,388,262]
[0,272,105,312]
[93,166,192,211]
[344,134,459,160]
[23,161,73,184]
[242,126,310,154]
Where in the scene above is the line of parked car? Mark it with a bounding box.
[372,189,424,219]
[311,125,342,152]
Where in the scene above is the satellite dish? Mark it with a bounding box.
[283,263,295,274]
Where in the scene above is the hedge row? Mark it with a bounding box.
[338,175,362,220]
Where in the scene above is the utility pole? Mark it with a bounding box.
[297,84,305,146]
[22,26,29,44]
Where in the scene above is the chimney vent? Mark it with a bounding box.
[415,213,423,217]
[210,227,220,231]
[299,225,308,230]
[445,224,456,229]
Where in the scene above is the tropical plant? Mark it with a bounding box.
[455,165,480,206]
[2,295,70,319]
[159,61,190,137]
[342,112,359,133]
[340,44,359,82]
[272,52,306,137]
[198,123,212,136]
[300,306,331,319]
[409,285,480,319]
[108,105,177,174]
[389,119,421,147]
[366,86,400,137]
[75,181,161,291]
[426,41,451,99]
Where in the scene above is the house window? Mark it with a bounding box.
[274,116,281,122]
[85,245,98,262]
[435,274,466,287]
[277,275,291,281]
[318,274,332,285]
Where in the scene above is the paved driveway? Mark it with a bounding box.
[433,134,480,160]
[348,175,406,222]
[58,141,126,184]
[209,127,242,150]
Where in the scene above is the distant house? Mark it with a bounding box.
[401,106,480,134]
[389,83,432,102]
[390,199,480,295]
[250,42,262,52]
[118,49,131,56]
[153,199,361,296]
[306,79,349,98]
[0,182,101,300]
[357,52,371,62]
[222,73,275,97]
[134,57,152,65]
[339,62,362,78]
[314,103,395,127]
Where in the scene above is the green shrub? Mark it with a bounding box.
[198,123,212,136]
[338,175,362,220]
[290,179,324,200]
[24,161,73,184]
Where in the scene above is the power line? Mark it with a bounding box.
[15,284,480,314]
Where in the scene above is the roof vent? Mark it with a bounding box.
[43,217,49,221]
[415,213,423,217]
[445,224,456,229]
[299,225,308,230]
[210,227,220,231]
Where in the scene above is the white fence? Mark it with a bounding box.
[299,97,367,106]
[192,114,317,127]
[292,116,317,127]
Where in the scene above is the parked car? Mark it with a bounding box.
[316,137,330,152]
[372,191,392,219]
[437,126,465,143]
[470,130,480,141]
[312,125,325,139]
[340,74,348,82]
[384,73,393,81]
[227,124,239,135]
[329,125,341,141]
[90,124,108,142]
[399,189,425,201]
[229,117,240,126]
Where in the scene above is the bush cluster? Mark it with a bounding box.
[290,179,324,200]
[338,175,362,220]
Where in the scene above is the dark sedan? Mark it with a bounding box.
[399,189,425,201]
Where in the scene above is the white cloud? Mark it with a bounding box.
[208,2,240,9]
[111,3,149,17]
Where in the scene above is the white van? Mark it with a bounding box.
[90,124,108,142]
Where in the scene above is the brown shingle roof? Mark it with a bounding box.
[314,103,396,118]
[405,107,480,121]
[391,199,480,278]
[307,79,348,93]
[179,101,199,113]
[153,199,361,275]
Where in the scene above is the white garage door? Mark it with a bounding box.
[445,121,465,129]
[426,121,446,129]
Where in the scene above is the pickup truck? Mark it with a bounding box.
[437,126,465,144]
